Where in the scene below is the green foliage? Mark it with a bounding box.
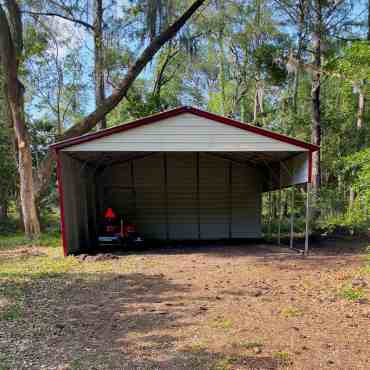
[345,148,370,205]
[0,97,17,218]
[319,214,368,236]
[340,287,365,301]
[272,351,292,366]
[239,340,264,350]
[333,42,370,82]
[0,233,61,250]
[1,303,22,321]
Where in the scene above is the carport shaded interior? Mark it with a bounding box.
[58,150,307,255]
[67,150,302,169]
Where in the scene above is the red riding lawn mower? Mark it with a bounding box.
[97,208,144,249]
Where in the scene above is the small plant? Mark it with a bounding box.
[281,306,302,317]
[213,318,233,330]
[340,287,365,301]
[212,357,236,370]
[69,359,83,370]
[273,351,292,366]
[189,339,208,352]
[1,304,21,321]
[240,340,264,350]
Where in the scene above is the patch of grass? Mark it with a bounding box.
[212,357,237,370]
[340,287,365,301]
[239,340,264,350]
[0,282,24,321]
[302,279,314,289]
[189,338,209,352]
[272,351,292,366]
[0,254,79,280]
[69,359,83,370]
[0,360,12,370]
[281,306,302,317]
[0,234,32,249]
[0,232,61,250]
[1,303,22,321]
[213,318,233,330]
[365,246,370,272]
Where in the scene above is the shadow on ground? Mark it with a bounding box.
[0,269,284,369]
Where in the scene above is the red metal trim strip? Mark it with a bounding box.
[50,106,320,152]
[55,150,68,257]
[308,151,313,184]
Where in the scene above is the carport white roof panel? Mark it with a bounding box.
[52,106,319,153]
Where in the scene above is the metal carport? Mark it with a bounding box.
[51,106,319,256]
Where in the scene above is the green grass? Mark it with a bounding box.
[1,303,22,321]
[281,306,302,318]
[212,357,238,370]
[213,318,233,330]
[69,359,83,370]
[239,340,264,350]
[189,339,209,352]
[0,232,61,249]
[340,287,365,301]
[0,280,25,322]
[0,236,134,325]
[272,351,292,366]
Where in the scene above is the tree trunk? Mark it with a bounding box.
[311,0,322,192]
[293,0,306,112]
[8,86,40,236]
[0,1,41,237]
[253,0,263,124]
[34,0,206,201]
[219,34,227,115]
[216,0,227,115]
[94,0,106,130]
[356,88,365,130]
[349,186,355,211]
[253,80,264,123]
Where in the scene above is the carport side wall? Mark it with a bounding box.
[59,152,97,254]
[96,153,262,240]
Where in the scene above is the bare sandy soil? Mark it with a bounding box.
[1,238,369,370]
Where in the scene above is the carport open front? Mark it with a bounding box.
[52,107,318,255]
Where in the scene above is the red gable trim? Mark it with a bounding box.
[55,153,68,256]
[51,106,319,152]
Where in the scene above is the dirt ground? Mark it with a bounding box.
[1,238,369,370]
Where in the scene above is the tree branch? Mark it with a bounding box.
[23,10,94,31]
[35,0,207,198]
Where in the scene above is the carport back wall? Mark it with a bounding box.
[97,152,262,241]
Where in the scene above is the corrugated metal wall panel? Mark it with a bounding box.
[231,162,261,238]
[99,162,135,221]
[133,154,167,239]
[60,153,92,253]
[64,113,307,152]
[167,153,198,240]
[199,154,229,239]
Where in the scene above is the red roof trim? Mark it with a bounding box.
[51,106,319,152]
[55,151,68,256]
